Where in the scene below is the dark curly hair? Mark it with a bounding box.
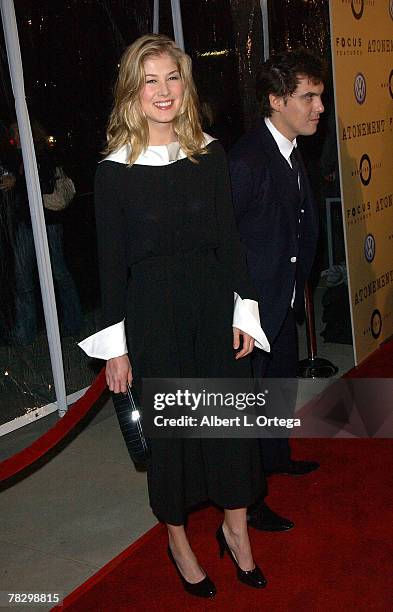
[256,48,326,117]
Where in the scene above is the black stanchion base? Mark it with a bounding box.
[298,357,338,379]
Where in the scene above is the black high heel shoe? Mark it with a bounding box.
[216,525,267,589]
[167,547,216,598]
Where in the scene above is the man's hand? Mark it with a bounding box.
[233,327,255,360]
[106,354,132,393]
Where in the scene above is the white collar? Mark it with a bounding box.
[103,133,215,166]
[265,118,296,165]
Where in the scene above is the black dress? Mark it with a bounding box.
[95,139,264,524]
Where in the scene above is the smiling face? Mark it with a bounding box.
[139,52,184,142]
[269,76,324,141]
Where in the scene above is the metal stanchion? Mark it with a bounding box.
[298,281,338,378]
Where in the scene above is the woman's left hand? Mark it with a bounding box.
[233,327,255,360]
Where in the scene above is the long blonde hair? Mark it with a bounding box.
[105,34,206,164]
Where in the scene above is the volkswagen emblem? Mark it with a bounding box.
[354,73,366,104]
[364,234,375,263]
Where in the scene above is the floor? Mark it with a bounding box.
[0,287,354,610]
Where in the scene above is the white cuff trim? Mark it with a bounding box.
[291,281,296,308]
[78,319,128,360]
[233,293,270,352]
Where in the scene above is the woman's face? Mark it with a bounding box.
[139,53,184,133]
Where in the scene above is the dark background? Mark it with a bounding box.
[0,0,335,422]
[1,0,332,188]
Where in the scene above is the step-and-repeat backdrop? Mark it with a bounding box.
[330,0,393,365]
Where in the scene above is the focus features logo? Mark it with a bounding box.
[364,234,376,262]
[360,153,372,185]
[346,200,371,224]
[354,73,366,104]
[335,36,362,56]
[371,309,382,339]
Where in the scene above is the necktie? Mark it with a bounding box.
[290,147,305,203]
[289,147,300,189]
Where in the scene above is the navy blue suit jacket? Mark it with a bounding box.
[229,121,319,345]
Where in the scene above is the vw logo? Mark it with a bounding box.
[364,234,375,263]
[354,73,366,104]
[371,309,382,339]
[351,0,364,19]
[359,154,371,186]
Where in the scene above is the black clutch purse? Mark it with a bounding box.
[111,384,150,468]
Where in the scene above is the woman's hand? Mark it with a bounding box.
[106,354,132,393]
[233,327,255,360]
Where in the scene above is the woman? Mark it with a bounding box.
[80,34,270,598]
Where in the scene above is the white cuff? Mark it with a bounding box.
[233,293,270,352]
[78,319,128,360]
[291,281,296,308]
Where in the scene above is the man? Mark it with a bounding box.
[229,48,324,531]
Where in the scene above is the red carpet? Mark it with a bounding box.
[56,437,393,611]
[54,341,393,611]
[344,338,393,378]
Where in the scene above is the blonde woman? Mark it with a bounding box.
[80,34,270,598]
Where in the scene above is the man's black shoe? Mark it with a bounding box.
[267,460,320,476]
[247,503,294,532]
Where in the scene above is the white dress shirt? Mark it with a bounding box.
[264,118,299,307]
